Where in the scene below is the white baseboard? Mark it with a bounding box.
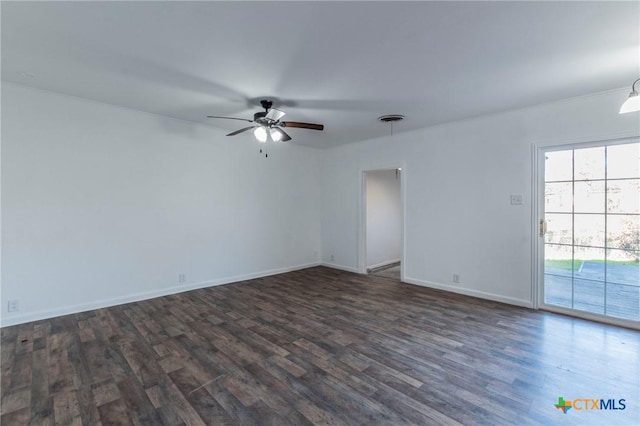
[0,261,322,327]
[320,262,359,273]
[403,276,533,309]
[367,258,401,271]
[1,264,535,327]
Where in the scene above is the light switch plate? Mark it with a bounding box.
[510,194,524,205]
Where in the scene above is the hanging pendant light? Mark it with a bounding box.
[619,78,640,114]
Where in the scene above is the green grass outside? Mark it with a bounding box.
[545,258,640,271]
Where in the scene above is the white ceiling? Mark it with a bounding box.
[2,1,638,148]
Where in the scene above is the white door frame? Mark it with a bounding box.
[358,164,407,280]
[532,133,640,329]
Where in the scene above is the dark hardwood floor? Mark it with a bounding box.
[2,266,639,425]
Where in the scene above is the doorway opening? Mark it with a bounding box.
[361,168,404,281]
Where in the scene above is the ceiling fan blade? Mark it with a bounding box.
[265,108,286,122]
[207,115,254,123]
[227,126,257,136]
[281,121,324,131]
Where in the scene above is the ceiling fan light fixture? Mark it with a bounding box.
[620,78,640,114]
[253,126,268,142]
[270,128,284,142]
[207,99,324,144]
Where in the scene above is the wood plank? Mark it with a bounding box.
[1,266,638,425]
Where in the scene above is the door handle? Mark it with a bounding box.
[539,219,547,236]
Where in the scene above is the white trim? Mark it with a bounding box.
[403,276,533,309]
[367,258,401,271]
[540,304,639,331]
[531,142,541,309]
[400,167,407,283]
[358,170,367,274]
[320,262,360,274]
[0,262,321,327]
[534,132,640,150]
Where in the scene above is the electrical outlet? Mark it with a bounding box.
[453,274,460,284]
[178,273,186,283]
[330,254,335,262]
[7,299,19,313]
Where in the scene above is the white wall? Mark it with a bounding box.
[366,169,401,269]
[1,83,322,326]
[2,84,638,327]
[321,89,640,307]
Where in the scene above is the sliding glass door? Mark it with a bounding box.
[541,140,639,323]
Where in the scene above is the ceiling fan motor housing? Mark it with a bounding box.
[254,111,268,124]
[254,99,274,125]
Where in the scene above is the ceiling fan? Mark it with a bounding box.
[207,99,324,142]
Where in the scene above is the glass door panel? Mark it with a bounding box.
[542,141,640,322]
[607,179,640,213]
